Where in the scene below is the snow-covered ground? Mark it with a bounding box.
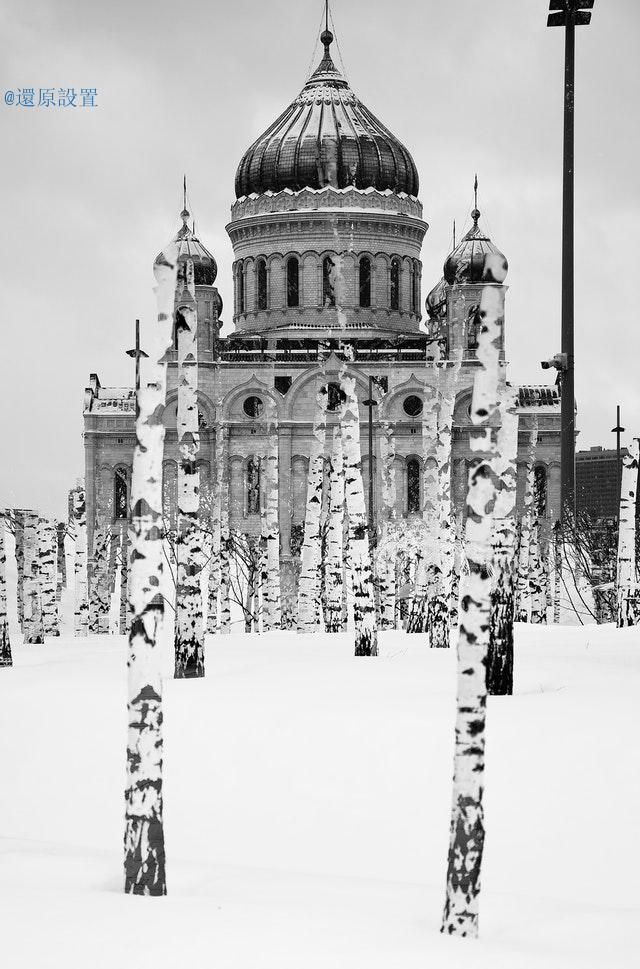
[1,609,638,968]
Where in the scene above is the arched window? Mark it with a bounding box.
[359,256,371,308]
[247,457,261,514]
[323,256,336,306]
[256,258,267,311]
[534,466,547,517]
[114,468,128,520]
[390,258,400,310]
[467,305,481,349]
[407,458,420,514]
[238,262,245,315]
[412,260,420,314]
[287,256,299,307]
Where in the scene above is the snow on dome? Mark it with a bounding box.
[443,208,508,286]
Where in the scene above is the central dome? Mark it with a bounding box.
[235,29,419,200]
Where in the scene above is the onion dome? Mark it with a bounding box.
[443,208,508,285]
[234,27,419,199]
[155,206,218,286]
[425,276,448,320]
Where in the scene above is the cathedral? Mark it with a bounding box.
[83,19,561,572]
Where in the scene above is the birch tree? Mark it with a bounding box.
[218,424,232,633]
[14,511,25,634]
[0,514,12,667]
[515,420,538,623]
[529,498,547,625]
[40,518,59,637]
[124,243,177,896]
[339,356,378,656]
[263,396,282,629]
[174,260,205,678]
[23,512,44,645]
[377,388,397,629]
[73,487,89,636]
[616,440,640,627]
[119,522,129,635]
[325,425,346,632]
[206,427,224,634]
[297,382,328,631]
[430,347,463,647]
[442,278,505,938]
[487,387,518,694]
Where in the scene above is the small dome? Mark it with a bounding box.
[235,31,419,199]
[443,209,507,285]
[155,208,218,286]
[425,276,448,320]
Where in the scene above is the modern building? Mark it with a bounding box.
[576,446,640,522]
[83,17,562,605]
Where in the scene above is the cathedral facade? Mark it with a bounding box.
[83,24,561,566]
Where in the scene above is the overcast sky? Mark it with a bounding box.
[1,0,637,518]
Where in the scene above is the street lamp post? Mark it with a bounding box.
[547,0,595,519]
[612,405,625,521]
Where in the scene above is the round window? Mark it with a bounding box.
[243,395,264,419]
[403,394,423,417]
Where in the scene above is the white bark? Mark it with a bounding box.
[206,430,223,634]
[487,387,519,694]
[297,382,328,632]
[515,421,538,623]
[40,518,59,637]
[174,260,204,678]
[218,424,231,633]
[73,488,89,636]
[377,389,397,630]
[124,243,177,896]
[0,514,12,666]
[325,426,346,632]
[616,440,640,627]
[23,511,44,644]
[442,282,504,938]
[340,358,378,656]
[263,398,282,629]
[14,511,25,633]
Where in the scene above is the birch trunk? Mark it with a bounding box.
[124,243,177,896]
[407,365,440,634]
[263,400,282,629]
[119,522,128,635]
[529,506,547,624]
[515,421,538,623]
[430,348,463,647]
[174,260,205,678]
[442,281,504,938]
[378,396,397,629]
[487,388,518,695]
[616,441,640,627]
[218,425,231,633]
[14,511,25,633]
[40,518,59,637]
[340,358,378,656]
[73,488,89,636]
[297,383,328,632]
[23,511,44,644]
[552,521,562,624]
[0,515,12,666]
[206,428,223,634]
[325,426,346,632]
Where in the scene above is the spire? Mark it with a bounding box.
[471,174,480,226]
[306,0,346,86]
[181,174,190,226]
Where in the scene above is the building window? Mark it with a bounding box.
[243,395,264,419]
[114,468,128,520]
[407,459,420,513]
[256,258,267,311]
[390,258,400,310]
[238,262,245,314]
[287,256,299,307]
[247,458,261,514]
[403,394,423,417]
[359,256,371,308]
[467,305,480,349]
[323,256,335,306]
[412,260,420,314]
[534,465,547,517]
[327,382,344,412]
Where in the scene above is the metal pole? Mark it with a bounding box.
[560,14,576,519]
[134,318,141,393]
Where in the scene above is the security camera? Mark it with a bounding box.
[541,353,568,371]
